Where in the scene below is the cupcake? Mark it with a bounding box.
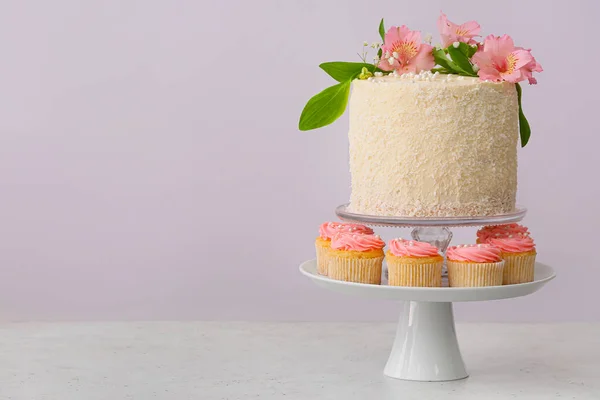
[486,235,536,284]
[328,233,385,284]
[385,239,443,287]
[476,223,529,243]
[446,244,505,287]
[315,222,373,275]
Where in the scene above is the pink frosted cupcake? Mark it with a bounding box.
[385,239,443,287]
[487,235,536,284]
[328,233,385,284]
[315,222,373,275]
[476,223,530,243]
[446,244,505,287]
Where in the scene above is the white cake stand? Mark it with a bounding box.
[300,205,556,382]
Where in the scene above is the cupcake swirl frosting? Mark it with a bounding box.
[477,223,530,242]
[319,222,374,240]
[447,244,502,263]
[331,233,385,251]
[389,238,440,258]
[486,236,535,253]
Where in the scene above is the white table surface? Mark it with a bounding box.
[0,322,598,399]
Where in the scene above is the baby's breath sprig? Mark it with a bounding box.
[358,41,370,63]
[359,42,383,65]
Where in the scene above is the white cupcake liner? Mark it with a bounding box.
[447,260,505,287]
[315,241,330,276]
[328,255,383,284]
[386,259,443,287]
[502,252,536,284]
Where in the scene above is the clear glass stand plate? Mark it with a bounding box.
[335,203,527,228]
[336,204,527,278]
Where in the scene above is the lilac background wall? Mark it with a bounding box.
[0,0,598,321]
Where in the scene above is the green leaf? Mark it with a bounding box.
[452,42,478,59]
[459,42,478,58]
[433,44,479,76]
[515,83,531,147]
[299,81,352,131]
[377,19,385,57]
[432,48,456,72]
[447,46,477,76]
[378,18,385,41]
[319,62,377,82]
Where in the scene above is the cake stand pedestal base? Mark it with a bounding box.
[384,301,467,381]
[300,259,556,382]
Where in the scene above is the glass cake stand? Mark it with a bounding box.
[336,203,528,259]
[299,204,556,382]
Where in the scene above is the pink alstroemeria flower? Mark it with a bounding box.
[519,50,543,84]
[438,12,481,48]
[472,34,541,84]
[378,25,434,74]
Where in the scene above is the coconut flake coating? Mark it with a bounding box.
[347,72,519,217]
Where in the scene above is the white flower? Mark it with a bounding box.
[424,34,432,44]
[363,41,368,46]
[392,51,399,59]
[453,41,460,48]
[472,64,480,72]
[388,57,395,65]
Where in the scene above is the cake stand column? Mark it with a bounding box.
[384,301,468,381]
[412,226,453,276]
[411,226,453,254]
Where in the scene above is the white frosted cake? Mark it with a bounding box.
[347,72,519,217]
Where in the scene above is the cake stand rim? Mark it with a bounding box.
[335,203,527,227]
[299,258,555,302]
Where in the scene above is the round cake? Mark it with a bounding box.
[347,72,519,217]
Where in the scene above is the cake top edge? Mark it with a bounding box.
[356,70,513,86]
